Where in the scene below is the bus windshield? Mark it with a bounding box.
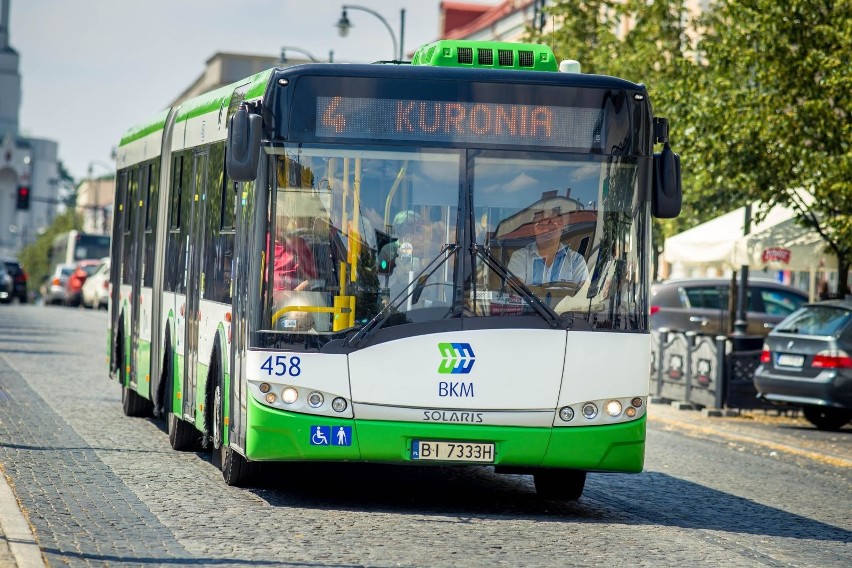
[73,234,111,262]
[262,145,646,336]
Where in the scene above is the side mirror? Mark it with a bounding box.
[226,105,262,182]
[652,142,682,218]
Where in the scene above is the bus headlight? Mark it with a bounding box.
[605,400,623,417]
[332,397,348,413]
[265,393,276,404]
[581,402,598,419]
[281,387,298,404]
[558,406,575,422]
[307,391,324,408]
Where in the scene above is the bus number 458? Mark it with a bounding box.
[260,355,302,377]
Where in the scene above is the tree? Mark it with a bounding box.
[531,0,700,278]
[17,209,84,296]
[690,0,852,293]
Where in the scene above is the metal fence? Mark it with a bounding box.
[650,330,773,410]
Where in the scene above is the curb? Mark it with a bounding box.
[0,467,45,568]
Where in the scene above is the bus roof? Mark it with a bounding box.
[118,68,273,147]
[118,41,643,151]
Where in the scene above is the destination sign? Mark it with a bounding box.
[315,96,604,148]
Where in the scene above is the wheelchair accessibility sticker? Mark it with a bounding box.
[310,425,352,446]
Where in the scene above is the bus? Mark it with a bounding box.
[109,40,681,499]
[50,230,111,270]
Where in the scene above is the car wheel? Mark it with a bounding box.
[802,407,852,431]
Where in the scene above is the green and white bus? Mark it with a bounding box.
[110,40,681,498]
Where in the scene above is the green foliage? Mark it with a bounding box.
[693,0,852,290]
[17,209,84,294]
[532,0,852,289]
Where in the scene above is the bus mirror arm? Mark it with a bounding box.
[226,104,262,182]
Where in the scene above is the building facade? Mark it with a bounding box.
[0,0,60,258]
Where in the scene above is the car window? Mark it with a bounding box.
[682,286,727,309]
[758,288,807,317]
[777,306,852,335]
[4,262,23,276]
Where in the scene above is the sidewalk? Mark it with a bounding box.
[647,401,852,469]
[0,466,46,568]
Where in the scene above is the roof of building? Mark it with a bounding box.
[442,0,533,40]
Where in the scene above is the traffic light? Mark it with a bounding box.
[16,186,30,210]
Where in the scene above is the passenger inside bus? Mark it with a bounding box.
[507,205,589,288]
[271,211,320,332]
[378,210,451,306]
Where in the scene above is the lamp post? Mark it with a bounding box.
[87,160,114,234]
[732,203,751,336]
[336,4,405,61]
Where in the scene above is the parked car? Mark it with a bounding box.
[0,263,12,303]
[64,259,103,307]
[651,278,808,337]
[1,257,28,303]
[81,259,110,309]
[754,299,852,430]
[41,263,76,305]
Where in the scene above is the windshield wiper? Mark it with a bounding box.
[776,327,800,334]
[346,244,459,347]
[471,244,571,329]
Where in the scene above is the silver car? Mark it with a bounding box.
[41,263,76,305]
[754,299,852,430]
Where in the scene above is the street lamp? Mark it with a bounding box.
[336,4,405,61]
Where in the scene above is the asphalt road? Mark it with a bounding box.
[0,304,849,567]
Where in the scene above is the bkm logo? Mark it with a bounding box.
[438,343,475,374]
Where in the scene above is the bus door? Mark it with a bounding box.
[110,172,128,376]
[183,150,208,421]
[129,166,149,389]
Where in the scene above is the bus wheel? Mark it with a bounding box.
[533,469,587,501]
[121,385,153,417]
[168,411,200,451]
[118,341,152,417]
[162,344,200,451]
[212,367,255,486]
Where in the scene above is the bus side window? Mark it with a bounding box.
[170,155,183,229]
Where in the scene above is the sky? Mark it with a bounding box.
[9,0,496,182]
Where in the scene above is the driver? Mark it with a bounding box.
[507,206,588,286]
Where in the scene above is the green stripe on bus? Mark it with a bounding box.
[244,396,645,471]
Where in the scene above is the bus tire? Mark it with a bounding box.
[118,334,152,417]
[121,385,153,417]
[210,353,255,486]
[164,347,201,451]
[533,469,586,501]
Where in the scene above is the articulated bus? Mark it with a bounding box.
[110,40,681,498]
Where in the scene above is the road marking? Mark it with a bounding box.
[0,465,47,568]
[649,416,852,469]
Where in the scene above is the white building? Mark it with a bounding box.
[0,0,60,258]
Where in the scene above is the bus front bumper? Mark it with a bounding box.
[245,396,645,473]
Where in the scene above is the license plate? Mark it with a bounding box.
[776,353,805,367]
[411,440,495,463]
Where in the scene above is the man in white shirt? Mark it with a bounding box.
[507,206,588,287]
